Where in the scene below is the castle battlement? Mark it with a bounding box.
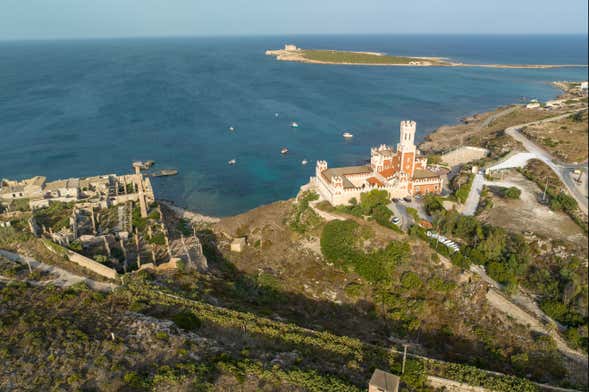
[312,120,443,206]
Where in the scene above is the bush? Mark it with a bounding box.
[503,187,521,199]
[400,271,422,290]
[455,174,474,204]
[172,310,202,331]
[320,220,360,265]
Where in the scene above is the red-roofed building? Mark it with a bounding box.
[311,121,443,205]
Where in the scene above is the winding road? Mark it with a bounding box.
[486,110,588,213]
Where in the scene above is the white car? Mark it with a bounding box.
[391,217,401,225]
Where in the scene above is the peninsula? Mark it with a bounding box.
[266,44,589,69]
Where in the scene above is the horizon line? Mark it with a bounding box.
[1,32,588,43]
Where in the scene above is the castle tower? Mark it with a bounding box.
[396,121,417,177]
[316,160,328,177]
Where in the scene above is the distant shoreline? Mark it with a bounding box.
[266,47,589,69]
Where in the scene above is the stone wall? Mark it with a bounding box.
[66,250,119,280]
[441,146,489,167]
[427,376,490,392]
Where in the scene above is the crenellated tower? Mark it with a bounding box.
[396,120,417,177]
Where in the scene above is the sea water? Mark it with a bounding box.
[0,35,587,216]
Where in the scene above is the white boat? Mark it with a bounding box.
[281,147,289,155]
[229,126,235,132]
[275,112,280,118]
[301,159,308,165]
[291,122,299,128]
[342,132,354,139]
[228,159,236,165]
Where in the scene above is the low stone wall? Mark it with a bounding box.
[442,146,489,167]
[428,376,490,392]
[43,240,118,280]
[66,250,118,280]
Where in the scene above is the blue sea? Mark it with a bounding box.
[0,35,587,216]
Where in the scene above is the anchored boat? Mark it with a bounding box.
[281,147,289,155]
[342,132,354,139]
[228,159,236,165]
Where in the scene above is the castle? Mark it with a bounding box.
[312,121,443,205]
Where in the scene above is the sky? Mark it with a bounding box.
[1,0,588,40]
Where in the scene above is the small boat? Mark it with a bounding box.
[281,147,289,155]
[291,122,299,128]
[149,169,178,177]
[342,132,354,139]
[301,159,308,165]
[275,112,280,118]
[228,159,236,165]
[229,126,235,132]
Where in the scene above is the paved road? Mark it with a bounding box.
[502,111,589,214]
[0,249,117,292]
[461,173,485,216]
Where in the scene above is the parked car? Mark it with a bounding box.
[403,197,412,202]
[391,216,401,225]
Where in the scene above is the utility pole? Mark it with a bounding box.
[402,344,408,374]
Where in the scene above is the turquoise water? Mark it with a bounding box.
[0,35,587,216]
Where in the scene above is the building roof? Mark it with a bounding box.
[322,165,372,189]
[0,184,25,194]
[374,148,395,157]
[379,168,397,178]
[367,177,384,187]
[46,178,80,191]
[24,176,46,187]
[369,369,400,392]
[413,169,440,180]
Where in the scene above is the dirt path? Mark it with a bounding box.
[308,200,346,222]
[486,289,588,366]
[0,249,117,292]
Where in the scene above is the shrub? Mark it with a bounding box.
[503,187,521,199]
[400,271,422,290]
[172,311,201,331]
[320,220,360,265]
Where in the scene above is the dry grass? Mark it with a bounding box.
[521,111,588,163]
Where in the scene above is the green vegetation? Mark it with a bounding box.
[301,50,443,65]
[455,173,475,204]
[288,191,322,233]
[423,194,445,216]
[33,201,74,231]
[120,276,541,392]
[502,186,522,199]
[331,190,401,232]
[132,206,148,231]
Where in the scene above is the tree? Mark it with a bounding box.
[359,190,390,215]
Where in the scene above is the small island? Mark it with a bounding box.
[266,44,588,69]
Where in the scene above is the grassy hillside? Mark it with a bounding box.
[300,50,441,65]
